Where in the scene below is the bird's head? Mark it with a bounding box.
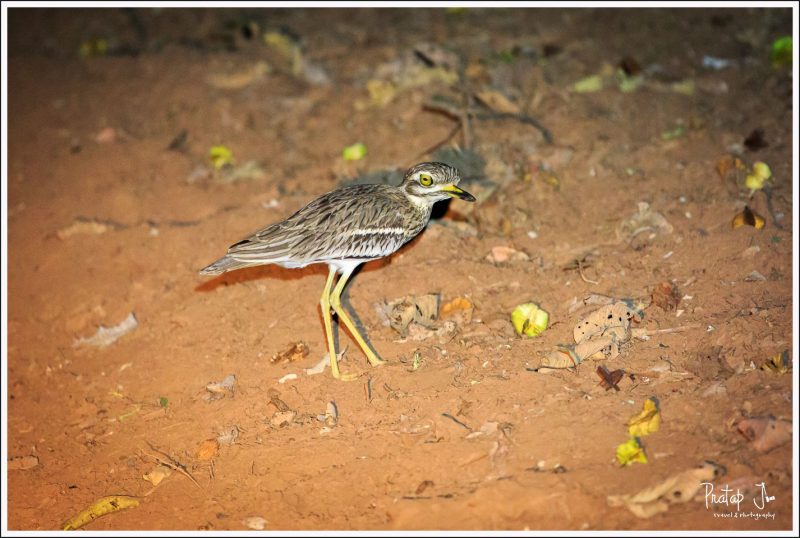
[401,162,476,204]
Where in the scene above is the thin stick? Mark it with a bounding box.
[441,412,471,431]
[578,259,599,285]
[144,442,202,489]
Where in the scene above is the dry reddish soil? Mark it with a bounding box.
[4,7,796,532]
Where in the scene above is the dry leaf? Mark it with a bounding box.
[715,155,744,179]
[380,294,440,337]
[8,455,39,470]
[271,341,310,364]
[761,350,790,374]
[651,281,681,311]
[73,312,138,348]
[62,495,140,530]
[731,206,765,230]
[737,417,792,453]
[143,464,173,486]
[608,461,725,518]
[196,438,219,461]
[596,366,624,391]
[616,437,648,466]
[440,297,474,325]
[627,397,661,437]
[57,217,124,240]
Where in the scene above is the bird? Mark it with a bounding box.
[200,161,475,380]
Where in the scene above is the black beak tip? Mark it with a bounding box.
[461,191,476,202]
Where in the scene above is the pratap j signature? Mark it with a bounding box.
[701,481,776,511]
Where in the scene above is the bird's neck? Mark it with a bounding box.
[405,192,435,211]
[401,183,436,211]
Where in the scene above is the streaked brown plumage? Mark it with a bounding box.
[200,162,475,380]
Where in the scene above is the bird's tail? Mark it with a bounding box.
[199,256,256,276]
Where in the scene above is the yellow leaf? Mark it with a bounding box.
[342,142,367,161]
[511,302,549,337]
[62,495,139,530]
[209,146,234,170]
[573,75,604,93]
[761,350,790,374]
[745,174,766,191]
[616,437,648,466]
[752,161,772,181]
[627,397,661,437]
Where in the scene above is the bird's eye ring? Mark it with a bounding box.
[419,173,433,186]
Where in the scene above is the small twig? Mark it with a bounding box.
[144,442,202,489]
[365,377,373,402]
[596,365,622,391]
[424,100,554,145]
[441,412,472,431]
[577,259,599,285]
[641,324,701,336]
[472,111,553,144]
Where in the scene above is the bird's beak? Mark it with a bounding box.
[441,184,476,202]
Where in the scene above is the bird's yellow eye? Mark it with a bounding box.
[419,173,433,186]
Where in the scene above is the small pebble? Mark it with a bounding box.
[745,270,767,282]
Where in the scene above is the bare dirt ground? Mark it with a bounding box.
[5,7,796,531]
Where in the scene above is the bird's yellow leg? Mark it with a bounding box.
[320,268,356,381]
[329,269,386,367]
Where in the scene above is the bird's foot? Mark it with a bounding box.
[332,369,360,382]
[367,356,387,367]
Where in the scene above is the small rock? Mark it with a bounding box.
[486,245,530,264]
[744,270,767,282]
[95,127,117,144]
